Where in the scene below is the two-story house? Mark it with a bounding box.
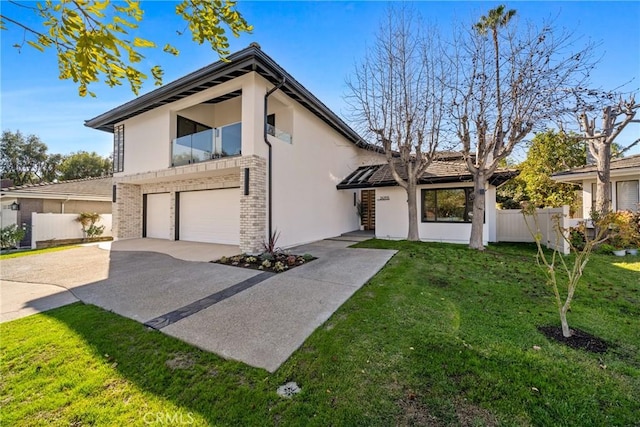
[86,44,515,252]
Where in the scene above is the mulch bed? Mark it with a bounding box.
[537,325,609,353]
[212,252,316,274]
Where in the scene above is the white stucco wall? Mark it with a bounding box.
[118,108,170,175]
[269,95,383,248]
[375,183,496,245]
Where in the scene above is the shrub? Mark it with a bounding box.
[75,212,105,238]
[1,224,26,249]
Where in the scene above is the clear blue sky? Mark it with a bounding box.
[1,1,639,158]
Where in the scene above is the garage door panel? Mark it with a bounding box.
[179,189,239,245]
[146,193,171,239]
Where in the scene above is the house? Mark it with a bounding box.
[337,155,516,244]
[0,177,113,247]
[85,44,514,251]
[552,154,640,217]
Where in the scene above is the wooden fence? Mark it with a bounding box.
[496,206,570,254]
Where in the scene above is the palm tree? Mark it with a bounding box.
[474,5,516,147]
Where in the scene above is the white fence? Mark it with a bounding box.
[496,206,570,254]
[31,213,112,248]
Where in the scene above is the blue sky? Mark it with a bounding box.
[1,1,639,158]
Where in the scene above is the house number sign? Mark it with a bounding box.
[378,196,390,201]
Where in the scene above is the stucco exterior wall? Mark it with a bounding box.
[42,199,111,214]
[375,183,495,245]
[269,95,383,248]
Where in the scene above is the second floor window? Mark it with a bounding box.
[113,124,124,173]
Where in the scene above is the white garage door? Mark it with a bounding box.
[179,189,240,245]
[146,193,171,239]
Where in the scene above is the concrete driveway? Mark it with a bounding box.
[1,237,396,372]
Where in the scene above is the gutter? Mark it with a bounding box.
[264,77,286,239]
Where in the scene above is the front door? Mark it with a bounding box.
[361,189,376,231]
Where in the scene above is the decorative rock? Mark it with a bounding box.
[277,381,301,398]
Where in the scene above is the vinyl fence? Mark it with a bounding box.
[31,213,112,248]
[496,206,570,254]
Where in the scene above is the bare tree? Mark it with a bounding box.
[346,6,448,240]
[578,95,639,215]
[451,5,596,249]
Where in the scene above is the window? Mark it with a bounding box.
[177,115,211,138]
[421,188,474,222]
[113,124,124,173]
[616,180,639,212]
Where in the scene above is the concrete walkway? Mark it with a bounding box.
[1,236,395,372]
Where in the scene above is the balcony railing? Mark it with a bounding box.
[266,123,292,144]
[172,122,241,167]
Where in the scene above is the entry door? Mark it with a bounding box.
[361,189,376,231]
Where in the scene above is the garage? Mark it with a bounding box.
[179,188,240,245]
[145,193,171,239]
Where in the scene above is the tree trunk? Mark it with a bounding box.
[559,306,571,338]
[406,178,420,241]
[469,172,486,250]
[593,142,612,215]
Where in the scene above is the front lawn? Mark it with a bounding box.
[1,241,638,426]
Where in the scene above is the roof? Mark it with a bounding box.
[0,177,112,201]
[337,160,518,189]
[85,43,373,150]
[552,154,640,182]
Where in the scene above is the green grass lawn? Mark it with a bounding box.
[1,241,638,426]
[0,245,78,260]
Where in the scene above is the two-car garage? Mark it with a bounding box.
[144,188,240,245]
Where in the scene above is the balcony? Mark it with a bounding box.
[172,123,242,167]
[267,123,292,144]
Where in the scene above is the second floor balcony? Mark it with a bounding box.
[172,122,242,167]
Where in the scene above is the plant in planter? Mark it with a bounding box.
[0,224,26,250]
[608,210,638,256]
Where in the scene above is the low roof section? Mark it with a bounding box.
[337,158,518,190]
[0,177,113,202]
[85,43,378,152]
[552,154,640,183]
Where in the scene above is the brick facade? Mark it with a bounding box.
[113,155,266,253]
[239,155,267,254]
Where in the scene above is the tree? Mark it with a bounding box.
[451,5,596,249]
[346,5,448,240]
[0,0,252,97]
[59,151,111,180]
[518,130,586,210]
[0,130,49,186]
[577,95,639,215]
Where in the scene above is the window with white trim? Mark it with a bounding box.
[421,188,475,223]
[616,180,639,212]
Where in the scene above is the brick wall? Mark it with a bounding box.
[240,155,267,253]
[113,183,142,239]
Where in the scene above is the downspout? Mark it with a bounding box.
[263,77,286,238]
[61,196,71,213]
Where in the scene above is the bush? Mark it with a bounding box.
[75,212,105,238]
[1,224,26,249]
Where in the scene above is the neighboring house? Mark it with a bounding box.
[552,154,640,218]
[85,44,515,251]
[0,177,113,247]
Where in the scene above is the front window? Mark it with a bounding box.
[422,188,474,222]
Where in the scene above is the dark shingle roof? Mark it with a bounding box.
[1,177,112,199]
[553,154,640,177]
[337,160,517,189]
